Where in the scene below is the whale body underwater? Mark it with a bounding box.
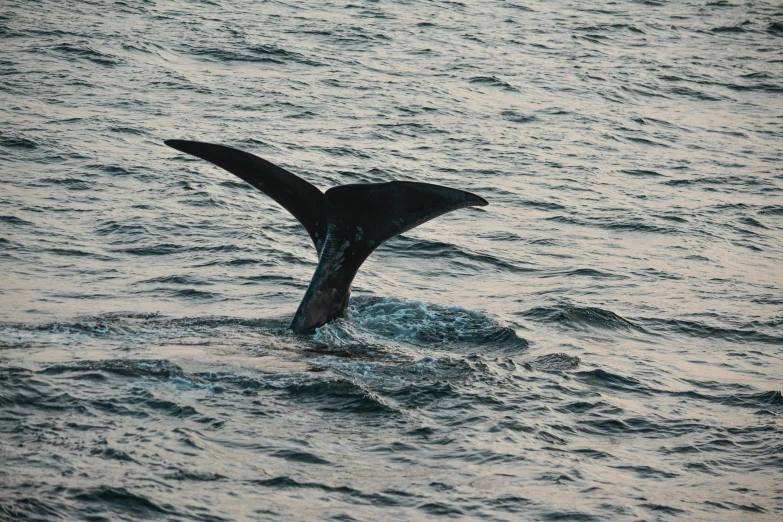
[165,140,488,333]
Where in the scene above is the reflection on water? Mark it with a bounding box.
[1,0,782,520]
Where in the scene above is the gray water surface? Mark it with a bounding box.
[1,0,782,520]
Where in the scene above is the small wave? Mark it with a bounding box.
[8,367,215,428]
[710,23,751,34]
[283,377,398,415]
[51,43,123,66]
[139,275,212,286]
[725,82,783,94]
[271,449,331,465]
[501,110,537,123]
[613,464,679,479]
[108,125,148,135]
[390,237,534,273]
[637,317,783,345]
[603,220,677,233]
[47,247,112,259]
[573,369,650,394]
[189,47,284,64]
[546,215,677,234]
[520,305,645,332]
[249,476,406,506]
[42,359,185,379]
[544,268,628,280]
[758,205,783,215]
[664,175,770,188]
[720,390,783,410]
[706,501,767,514]
[740,72,771,80]
[667,85,723,101]
[469,76,518,91]
[768,22,783,37]
[287,110,319,119]
[189,44,322,66]
[178,194,231,209]
[0,215,34,226]
[524,353,580,372]
[155,315,286,331]
[119,243,183,256]
[91,164,134,176]
[518,199,566,210]
[377,121,447,136]
[0,368,81,411]
[205,257,269,267]
[320,146,372,158]
[95,446,136,462]
[39,177,92,190]
[738,217,767,229]
[164,469,226,481]
[667,388,783,414]
[71,486,175,517]
[132,390,208,419]
[0,132,38,149]
[95,221,149,236]
[504,3,534,11]
[620,169,664,177]
[577,23,643,33]
[163,288,220,300]
[657,214,688,223]
[625,136,670,147]
[219,179,255,191]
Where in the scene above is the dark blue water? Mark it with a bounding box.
[1,0,782,520]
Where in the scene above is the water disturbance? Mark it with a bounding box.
[1,0,782,520]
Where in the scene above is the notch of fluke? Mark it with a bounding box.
[165,139,487,333]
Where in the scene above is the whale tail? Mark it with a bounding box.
[164,140,487,333]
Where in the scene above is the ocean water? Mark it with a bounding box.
[1,0,782,520]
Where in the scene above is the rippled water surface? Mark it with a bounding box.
[2,0,782,520]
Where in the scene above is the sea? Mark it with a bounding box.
[1,0,782,520]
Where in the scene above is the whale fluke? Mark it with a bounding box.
[165,140,487,333]
[165,139,329,253]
